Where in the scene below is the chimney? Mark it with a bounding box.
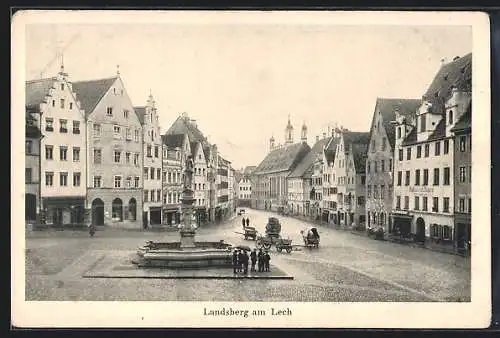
[316,135,319,142]
[323,132,327,139]
[190,119,197,128]
[440,58,447,66]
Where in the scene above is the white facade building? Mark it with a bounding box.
[29,66,88,226]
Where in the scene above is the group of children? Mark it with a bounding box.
[232,248,271,274]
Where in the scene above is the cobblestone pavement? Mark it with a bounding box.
[24,210,470,302]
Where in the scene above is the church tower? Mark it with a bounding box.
[284,115,294,145]
[269,135,275,151]
[301,121,307,143]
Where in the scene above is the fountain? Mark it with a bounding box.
[132,155,234,269]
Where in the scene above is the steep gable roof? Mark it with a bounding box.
[25,77,56,109]
[253,142,311,176]
[163,133,185,148]
[289,138,330,178]
[371,98,421,149]
[343,131,371,145]
[423,53,472,114]
[166,115,208,146]
[343,131,370,174]
[72,77,118,117]
[134,106,146,124]
[324,136,340,164]
[243,166,257,175]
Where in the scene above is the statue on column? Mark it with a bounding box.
[183,155,194,190]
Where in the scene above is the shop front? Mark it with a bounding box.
[41,196,86,227]
[390,212,413,238]
[149,206,162,225]
[195,207,208,226]
[162,205,180,226]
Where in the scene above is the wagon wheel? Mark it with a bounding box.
[277,247,283,253]
[244,235,248,240]
[315,243,319,248]
[285,247,292,253]
[263,242,272,250]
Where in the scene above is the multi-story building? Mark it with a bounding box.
[451,103,472,254]
[365,98,421,233]
[216,155,231,221]
[73,70,143,228]
[252,117,310,212]
[165,112,221,223]
[287,129,330,218]
[161,133,189,226]
[135,93,163,227]
[228,166,235,215]
[28,66,88,226]
[391,53,471,248]
[334,131,370,228]
[237,166,255,207]
[321,129,341,225]
[25,107,43,223]
[191,139,209,225]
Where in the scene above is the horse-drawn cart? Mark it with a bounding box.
[301,227,320,248]
[234,226,258,241]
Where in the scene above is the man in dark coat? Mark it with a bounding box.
[242,218,246,229]
[264,251,271,272]
[246,218,250,227]
[242,250,249,274]
[237,250,244,272]
[250,249,257,272]
[257,249,264,272]
[232,249,238,274]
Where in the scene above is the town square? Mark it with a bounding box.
[18,13,479,308]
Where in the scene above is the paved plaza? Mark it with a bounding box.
[25,209,470,302]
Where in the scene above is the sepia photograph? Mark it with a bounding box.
[12,10,491,328]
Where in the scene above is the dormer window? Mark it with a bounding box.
[420,115,426,132]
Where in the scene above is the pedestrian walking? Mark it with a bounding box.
[232,249,238,274]
[243,250,249,274]
[238,250,244,272]
[242,218,246,229]
[257,248,264,272]
[264,251,271,272]
[250,249,257,272]
[246,218,250,227]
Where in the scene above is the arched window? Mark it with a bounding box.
[112,198,123,221]
[128,198,137,221]
[448,110,454,124]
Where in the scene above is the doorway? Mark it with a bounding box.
[456,223,467,251]
[416,217,426,243]
[25,193,36,221]
[52,208,63,225]
[91,198,105,225]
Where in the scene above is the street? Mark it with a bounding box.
[25,209,470,302]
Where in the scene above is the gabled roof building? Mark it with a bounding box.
[391,53,472,253]
[251,117,311,211]
[365,98,421,234]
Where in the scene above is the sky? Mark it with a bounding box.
[25,21,472,170]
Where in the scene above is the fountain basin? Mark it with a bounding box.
[132,241,234,269]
